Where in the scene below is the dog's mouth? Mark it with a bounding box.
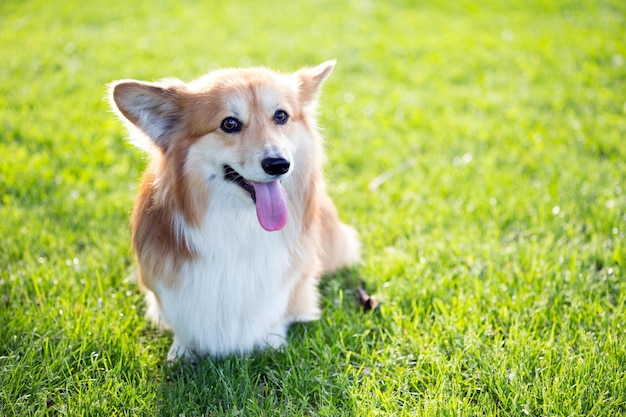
[223,165,288,232]
[223,165,256,203]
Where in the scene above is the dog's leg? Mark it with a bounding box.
[167,336,196,363]
[259,323,289,350]
[144,290,173,331]
[286,272,321,323]
[318,193,360,275]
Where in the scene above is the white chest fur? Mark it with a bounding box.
[150,189,302,359]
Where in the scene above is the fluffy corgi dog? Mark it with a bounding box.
[109,61,359,360]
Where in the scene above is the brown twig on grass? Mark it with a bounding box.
[356,287,379,312]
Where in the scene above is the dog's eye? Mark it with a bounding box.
[273,110,289,125]
[220,117,242,133]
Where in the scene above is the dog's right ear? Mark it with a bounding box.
[108,80,184,151]
[295,60,336,106]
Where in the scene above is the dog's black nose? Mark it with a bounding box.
[262,157,290,176]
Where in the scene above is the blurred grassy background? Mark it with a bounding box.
[1,0,625,415]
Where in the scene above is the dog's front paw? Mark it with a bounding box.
[286,309,321,324]
[258,323,289,351]
[167,337,197,364]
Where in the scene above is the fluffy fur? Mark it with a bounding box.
[108,61,359,360]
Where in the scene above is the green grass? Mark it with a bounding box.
[1,0,625,415]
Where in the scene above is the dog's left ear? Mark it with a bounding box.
[296,60,335,105]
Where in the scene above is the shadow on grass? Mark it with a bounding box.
[152,269,367,416]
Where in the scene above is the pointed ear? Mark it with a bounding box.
[295,60,335,105]
[108,80,184,151]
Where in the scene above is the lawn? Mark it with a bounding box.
[1,0,625,415]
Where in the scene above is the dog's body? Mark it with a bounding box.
[109,61,359,360]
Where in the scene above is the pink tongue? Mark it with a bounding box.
[250,180,288,231]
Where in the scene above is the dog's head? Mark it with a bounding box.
[109,61,334,232]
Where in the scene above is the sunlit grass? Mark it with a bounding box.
[1,0,625,415]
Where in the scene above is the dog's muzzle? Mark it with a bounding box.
[222,164,289,232]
